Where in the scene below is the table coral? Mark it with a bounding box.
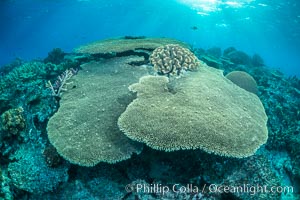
[118,65,268,158]
[47,56,148,166]
[74,37,189,54]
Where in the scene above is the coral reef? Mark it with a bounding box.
[223,47,236,57]
[206,47,222,58]
[0,59,80,114]
[251,53,265,67]
[225,71,259,95]
[47,56,147,166]
[225,50,251,65]
[42,144,63,168]
[287,134,300,181]
[118,65,268,158]
[0,58,23,77]
[195,44,299,198]
[0,37,299,199]
[149,44,200,75]
[218,47,252,67]
[8,144,69,194]
[200,54,223,69]
[2,62,44,82]
[0,167,14,200]
[223,155,281,200]
[44,48,66,65]
[31,163,128,199]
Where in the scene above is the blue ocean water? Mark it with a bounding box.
[0,0,299,77]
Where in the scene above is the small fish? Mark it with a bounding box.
[191,26,198,30]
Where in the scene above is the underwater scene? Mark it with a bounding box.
[0,0,299,199]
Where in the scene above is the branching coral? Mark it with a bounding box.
[5,62,43,82]
[150,44,200,75]
[46,68,78,97]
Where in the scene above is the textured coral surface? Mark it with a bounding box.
[75,37,190,54]
[118,65,268,158]
[47,56,147,166]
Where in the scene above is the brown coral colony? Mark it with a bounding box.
[1,107,26,136]
[150,44,200,75]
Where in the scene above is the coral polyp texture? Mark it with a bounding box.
[150,44,200,75]
[225,71,259,95]
[47,56,147,167]
[118,65,268,158]
[74,37,189,54]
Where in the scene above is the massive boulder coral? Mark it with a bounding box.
[47,56,147,167]
[225,71,259,95]
[149,44,200,75]
[118,65,268,158]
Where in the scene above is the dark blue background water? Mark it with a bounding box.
[1,0,299,77]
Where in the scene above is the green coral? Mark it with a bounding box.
[47,56,148,167]
[118,65,268,158]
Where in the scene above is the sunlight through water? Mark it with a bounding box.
[178,0,256,15]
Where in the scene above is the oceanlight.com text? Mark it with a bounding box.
[125,183,294,196]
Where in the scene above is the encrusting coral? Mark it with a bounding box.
[118,64,268,158]
[149,44,200,75]
[225,71,259,95]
